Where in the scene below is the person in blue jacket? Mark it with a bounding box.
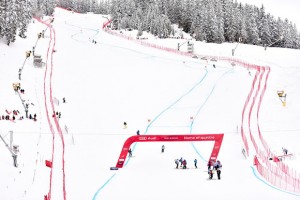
[194,159,198,168]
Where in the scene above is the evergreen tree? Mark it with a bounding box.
[282,19,293,48]
[180,0,194,33]
[190,0,206,41]
[257,5,271,46]
[44,0,55,16]
[202,0,218,42]
[290,23,299,49]
[214,0,225,43]
[5,0,18,45]
[155,14,172,38]
[244,4,259,45]
[222,0,233,42]
[237,3,247,43]
[18,0,32,38]
[0,0,7,38]
[172,0,183,29]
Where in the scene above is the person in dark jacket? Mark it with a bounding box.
[128,148,132,157]
[213,160,222,180]
[194,159,198,168]
[207,160,213,171]
[179,157,183,167]
[208,165,214,179]
[161,145,165,153]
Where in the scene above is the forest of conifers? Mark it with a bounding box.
[1,0,299,49]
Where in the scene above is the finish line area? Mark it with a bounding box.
[113,134,224,169]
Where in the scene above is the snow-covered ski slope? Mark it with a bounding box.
[0,7,300,200]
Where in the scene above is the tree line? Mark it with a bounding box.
[107,0,300,49]
[1,0,299,49]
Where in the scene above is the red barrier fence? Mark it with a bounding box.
[35,15,67,200]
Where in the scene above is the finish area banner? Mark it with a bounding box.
[115,134,224,168]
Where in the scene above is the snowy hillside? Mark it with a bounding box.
[0,7,300,200]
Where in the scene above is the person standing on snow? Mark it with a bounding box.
[213,160,222,180]
[128,148,132,157]
[161,145,165,153]
[208,165,214,179]
[182,159,187,169]
[194,159,198,168]
[282,147,288,155]
[207,160,213,171]
[175,159,179,169]
[179,157,183,167]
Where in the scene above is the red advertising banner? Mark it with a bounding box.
[116,134,224,168]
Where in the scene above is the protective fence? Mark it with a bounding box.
[35,16,67,200]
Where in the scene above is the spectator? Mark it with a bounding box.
[175,159,179,169]
[161,145,165,153]
[128,148,132,157]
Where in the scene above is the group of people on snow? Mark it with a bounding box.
[125,132,222,179]
[174,157,198,169]
[208,160,222,180]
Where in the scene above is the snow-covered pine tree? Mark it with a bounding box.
[156,14,172,38]
[221,0,234,42]
[180,0,194,33]
[257,5,271,46]
[5,0,18,45]
[190,1,206,41]
[290,23,299,49]
[282,19,293,48]
[202,0,219,43]
[44,0,55,16]
[169,0,183,26]
[119,0,135,30]
[244,4,259,45]
[17,0,32,39]
[214,0,225,43]
[236,3,247,43]
[0,0,6,38]
[31,0,45,18]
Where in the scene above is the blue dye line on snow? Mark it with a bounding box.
[250,166,300,197]
[189,68,234,133]
[189,68,234,162]
[145,69,209,133]
[92,173,116,200]
[124,68,209,167]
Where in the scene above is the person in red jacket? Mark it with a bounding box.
[182,159,187,169]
